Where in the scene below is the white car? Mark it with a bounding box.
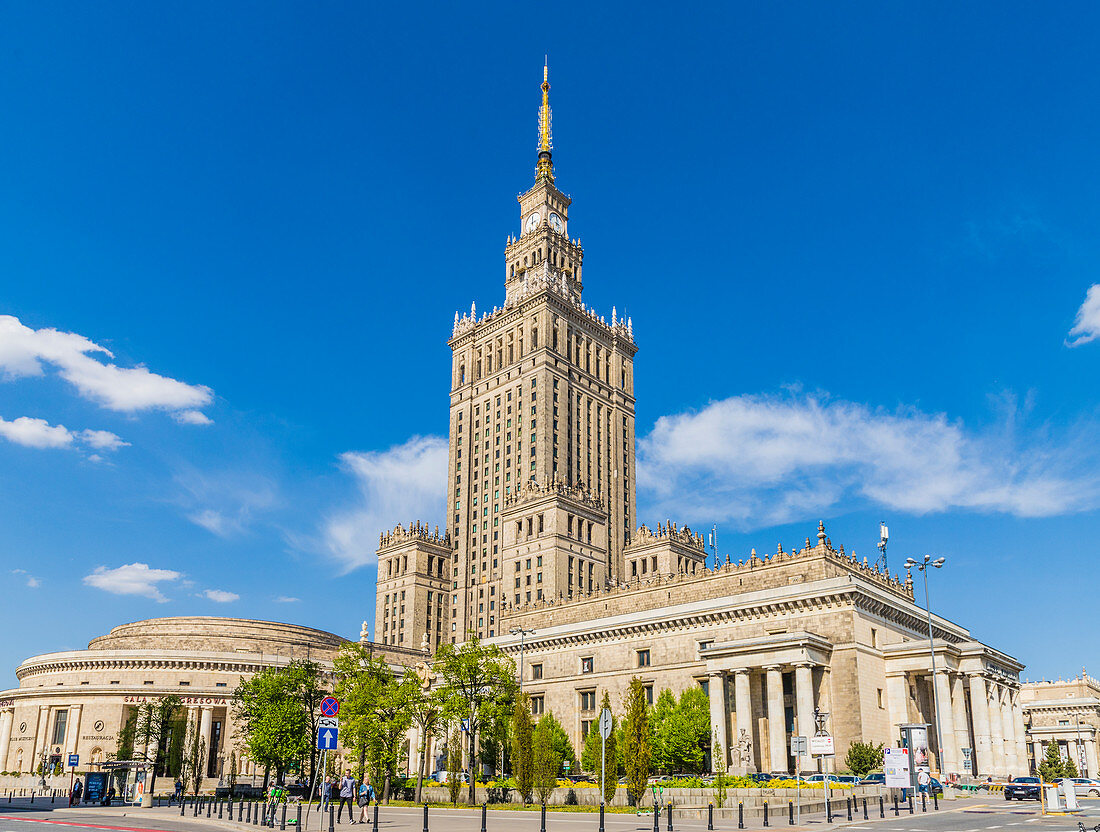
[1071,778,1100,798]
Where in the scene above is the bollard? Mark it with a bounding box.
[220,798,225,819]
[601,804,606,832]
[52,791,56,804]
[240,799,245,822]
[667,802,674,832]
[763,800,769,827]
[481,803,487,832]
[329,804,335,832]
[181,795,187,816]
[921,792,926,813]
[933,791,939,811]
[788,800,794,825]
[209,797,214,818]
[908,795,914,815]
[708,803,714,831]
[847,797,852,821]
[863,797,868,820]
[738,801,744,830]
[879,795,884,818]
[297,804,302,830]
[826,798,832,824]
[229,796,234,819]
[422,803,428,832]
[893,795,899,816]
[281,803,287,830]
[373,804,379,832]
[543,803,549,832]
[652,801,658,832]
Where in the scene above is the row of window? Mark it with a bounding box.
[528,649,651,680]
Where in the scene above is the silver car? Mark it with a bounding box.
[1071,778,1100,798]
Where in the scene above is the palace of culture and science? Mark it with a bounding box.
[372,66,1031,780]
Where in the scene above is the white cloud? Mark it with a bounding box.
[321,435,448,572]
[274,596,300,603]
[83,562,182,602]
[202,589,239,603]
[175,469,279,537]
[637,391,1100,528]
[11,569,41,588]
[1067,284,1100,347]
[0,315,213,419]
[0,415,74,449]
[0,414,128,454]
[174,410,213,426]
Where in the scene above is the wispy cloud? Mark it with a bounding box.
[11,569,41,588]
[83,562,182,602]
[1067,284,1100,347]
[637,390,1100,528]
[0,414,127,453]
[0,314,213,420]
[202,588,239,603]
[174,468,279,537]
[319,435,448,572]
[274,596,300,603]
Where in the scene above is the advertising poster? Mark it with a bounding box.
[909,726,930,772]
[84,772,107,804]
[884,747,911,788]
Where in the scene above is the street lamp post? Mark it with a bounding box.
[905,554,947,775]
[509,627,536,690]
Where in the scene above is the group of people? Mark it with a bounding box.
[319,769,376,824]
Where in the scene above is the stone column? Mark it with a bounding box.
[733,669,755,774]
[968,674,992,777]
[1085,734,1099,779]
[0,709,13,771]
[886,673,908,732]
[708,672,729,773]
[1000,692,1018,776]
[988,685,1006,776]
[794,663,816,773]
[65,705,82,757]
[199,707,214,780]
[1013,699,1028,775]
[950,674,971,772]
[765,666,787,773]
[1067,739,1079,774]
[932,671,958,775]
[32,705,50,772]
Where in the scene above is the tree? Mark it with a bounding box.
[182,718,207,795]
[406,679,446,803]
[134,695,182,795]
[621,678,651,806]
[581,692,617,805]
[844,741,884,777]
[666,688,710,774]
[511,694,535,805]
[539,711,576,773]
[712,732,729,808]
[434,637,518,805]
[650,689,677,773]
[446,730,463,805]
[1038,741,1065,781]
[532,717,560,805]
[1064,754,1079,778]
[233,663,317,784]
[369,671,416,802]
[228,751,238,789]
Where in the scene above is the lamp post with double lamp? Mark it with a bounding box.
[510,627,536,690]
[905,554,947,776]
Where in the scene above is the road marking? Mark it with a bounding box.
[0,819,173,832]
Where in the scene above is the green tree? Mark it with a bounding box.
[621,678,651,806]
[134,695,182,795]
[667,688,710,774]
[581,692,617,804]
[233,663,316,784]
[539,711,577,773]
[712,732,729,808]
[369,670,416,802]
[511,694,535,805]
[650,689,677,773]
[1038,741,1065,781]
[532,717,560,804]
[406,679,446,804]
[844,741,884,777]
[335,645,391,789]
[434,637,518,805]
[1064,754,1079,778]
[446,730,463,805]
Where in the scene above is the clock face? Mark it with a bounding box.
[524,212,541,232]
[549,212,563,233]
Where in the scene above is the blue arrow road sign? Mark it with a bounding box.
[317,726,338,750]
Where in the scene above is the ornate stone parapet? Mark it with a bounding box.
[378,521,450,551]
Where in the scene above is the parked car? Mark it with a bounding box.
[1004,777,1042,800]
[859,773,885,785]
[835,775,860,785]
[1071,778,1100,797]
[802,774,841,784]
[749,773,774,784]
[430,770,469,784]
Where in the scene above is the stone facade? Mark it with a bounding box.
[1020,672,1100,778]
[371,64,1030,781]
[0,617,361,786]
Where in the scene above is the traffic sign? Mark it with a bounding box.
[790,736,807,755]
[598,708,613,740]
[318,716,338,730]
[317,725,339,750]
[68,754,79,768]
[320,697,339,717]
[809,735,835,756]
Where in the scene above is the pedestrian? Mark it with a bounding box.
[104,783,116,807]
[321,776,332,810]
[70,778,83,806]
[171,778,184,806]
[917,769,930,794]
[355,780,375,824]
[337,769,357,823]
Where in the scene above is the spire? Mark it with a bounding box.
[536,60,554,184]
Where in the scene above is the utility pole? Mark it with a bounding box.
[509,627,536,690]
[906,554,947,776]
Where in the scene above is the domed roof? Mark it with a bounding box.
[87,616,347,656]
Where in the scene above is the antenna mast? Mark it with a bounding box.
[875,521,889,573]
[709,525,719,569]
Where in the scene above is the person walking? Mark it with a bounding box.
[355,780,375,824]
[917,769,930,794]
[337,770,357,824]
[321,776,333,812]
[171,778,184,806]
[70,778,83,806]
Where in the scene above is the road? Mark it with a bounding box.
[0,797,1097,832]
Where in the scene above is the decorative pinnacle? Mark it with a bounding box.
[536,60,554,184]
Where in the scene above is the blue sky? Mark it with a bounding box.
[2,2,1100,686]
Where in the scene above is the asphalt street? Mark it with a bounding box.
[0,797,1097,832]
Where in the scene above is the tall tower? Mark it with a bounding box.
[442,64,638,642]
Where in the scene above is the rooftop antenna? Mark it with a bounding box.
[876,521,889,573]
[709,525,719,569]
